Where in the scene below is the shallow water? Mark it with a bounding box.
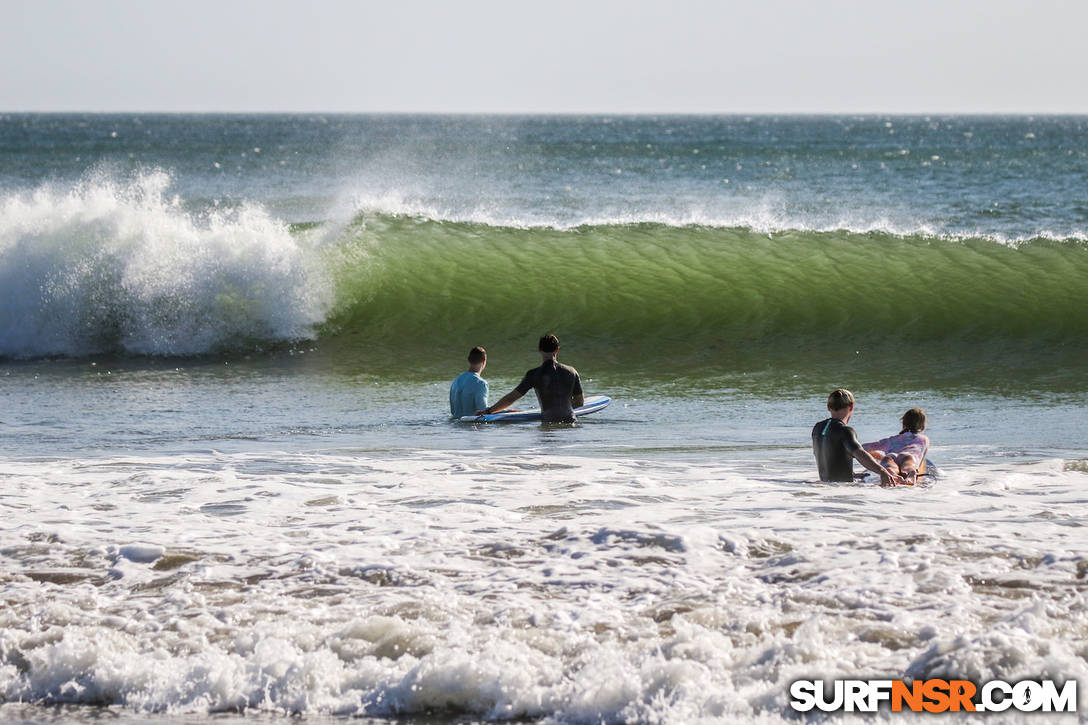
[3,356,1086,722]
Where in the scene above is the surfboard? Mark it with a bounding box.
[459,394,611,423]
[855,459,939,484]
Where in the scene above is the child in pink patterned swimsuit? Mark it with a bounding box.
[864,408,929,483]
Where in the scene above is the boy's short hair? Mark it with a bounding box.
[901,408,926,433]
[827,388,855,412]
[538,334,560,353]
[467,346,486,364]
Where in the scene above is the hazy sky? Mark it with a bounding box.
[3,0,1086,113]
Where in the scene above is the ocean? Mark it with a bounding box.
[1,114,1086,723]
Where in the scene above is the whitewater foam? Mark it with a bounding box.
[0,172,333,358]
[2,450,1085,722]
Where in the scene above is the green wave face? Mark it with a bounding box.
[322,215,1088,386]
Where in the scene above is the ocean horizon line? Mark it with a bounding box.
[4,109,1088,117]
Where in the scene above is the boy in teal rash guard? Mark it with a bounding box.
[449,346,489,417]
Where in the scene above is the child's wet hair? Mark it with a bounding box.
[901,408,926,433]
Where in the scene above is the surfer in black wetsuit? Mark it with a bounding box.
[812,388,905,486]
[479,334,584,423]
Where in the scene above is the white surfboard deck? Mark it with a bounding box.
[459,394,611,423]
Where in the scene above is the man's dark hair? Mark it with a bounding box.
[467,346,486,364]
[538,334,560,353]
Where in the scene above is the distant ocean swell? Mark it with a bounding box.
[2,176,1087,360]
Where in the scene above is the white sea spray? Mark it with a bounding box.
[0,171,333,357]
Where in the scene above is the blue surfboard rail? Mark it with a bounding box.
[459,394,611,423]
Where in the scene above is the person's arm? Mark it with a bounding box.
[481,372,534,415]
[910,433,930,462]
[478,389,523,416]
[853,448,905,486]
[473,380,489,414]
[862,435,890,454]
[843,425,903,486]
[571,374,584,409]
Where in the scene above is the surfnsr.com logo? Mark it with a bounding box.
[789,679,1077,713]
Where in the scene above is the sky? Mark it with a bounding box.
[2,0,1087,114]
